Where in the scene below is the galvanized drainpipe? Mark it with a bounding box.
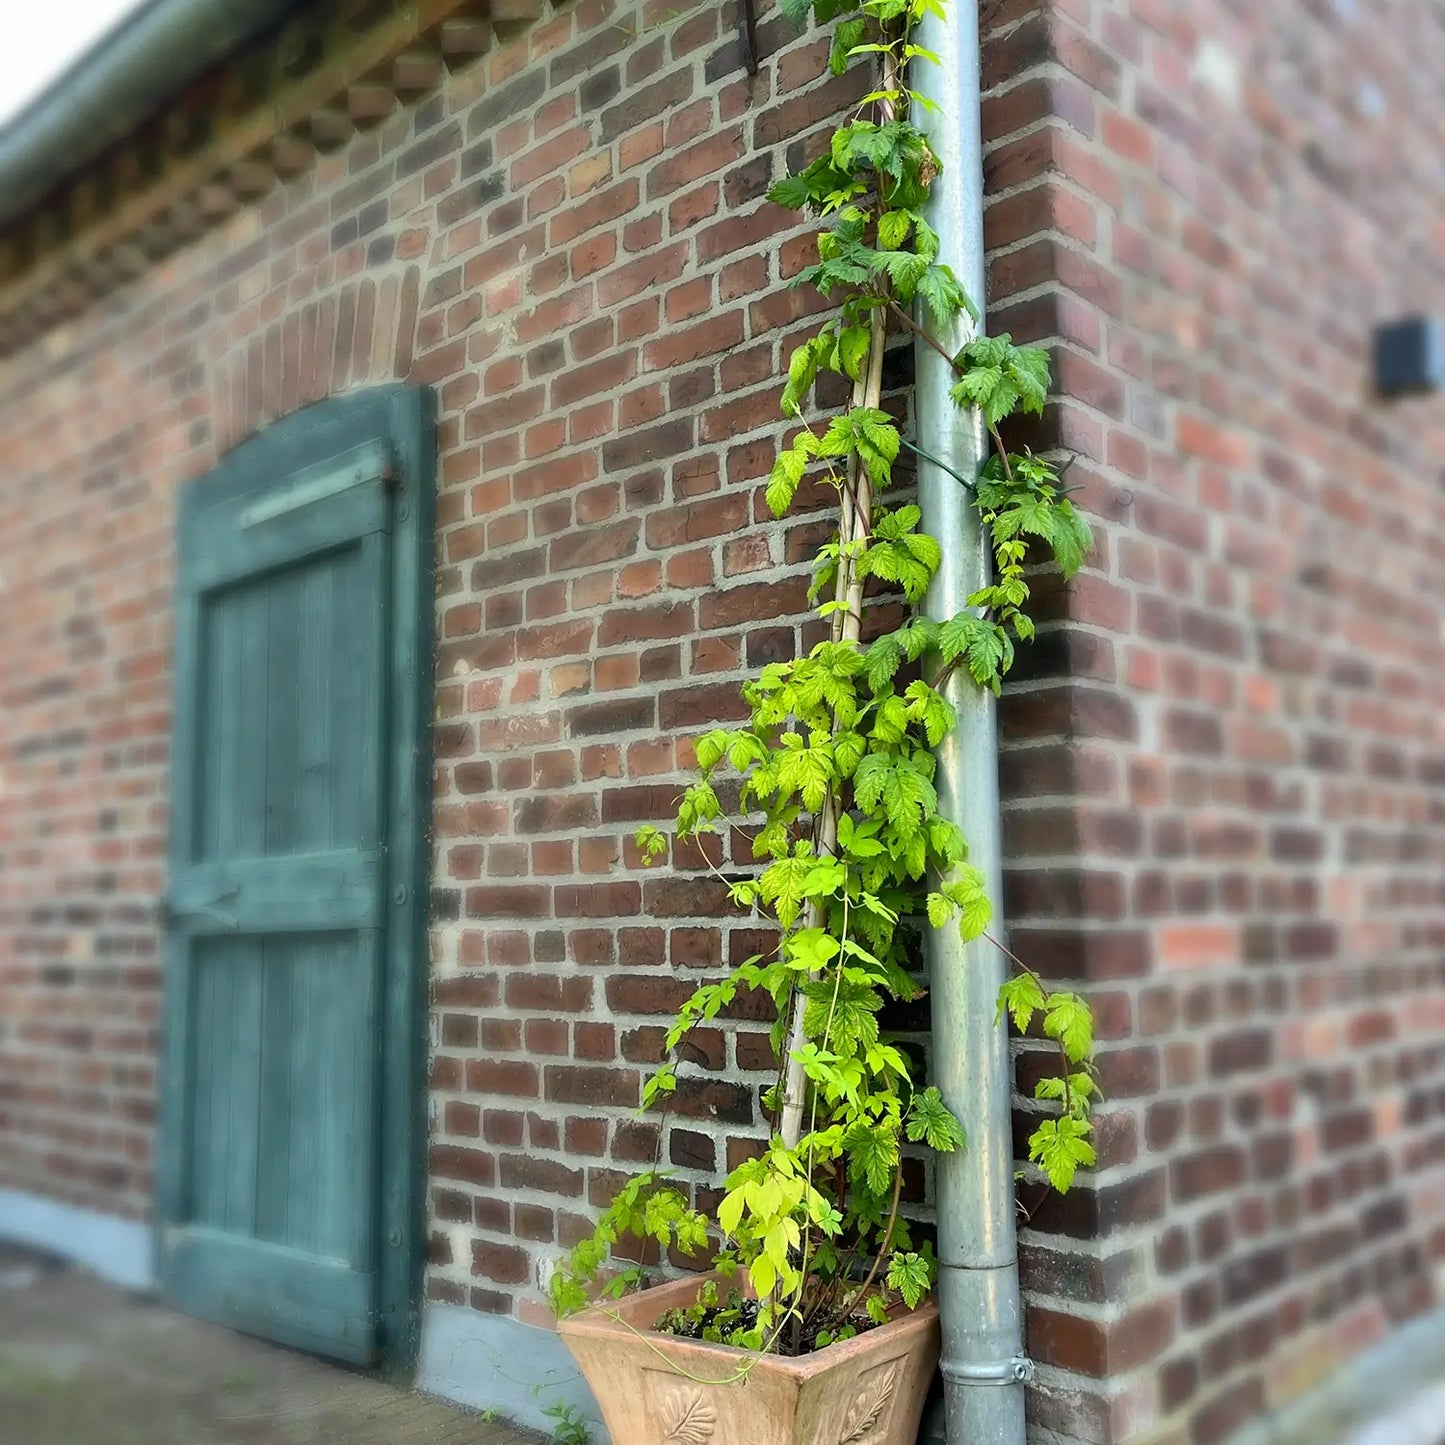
[913,4,1032,1444]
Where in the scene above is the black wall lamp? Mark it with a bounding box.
[1373,316,1444,398]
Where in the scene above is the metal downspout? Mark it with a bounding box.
[914,3,1031,1444]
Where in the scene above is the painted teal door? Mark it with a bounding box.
[158,389,434,1369]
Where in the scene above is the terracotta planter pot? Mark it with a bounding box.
[558,1272,939,1445]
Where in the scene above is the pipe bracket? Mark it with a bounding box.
[940,1355,1036,1387]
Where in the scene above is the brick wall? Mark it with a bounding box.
[0,0,882,1307]
[979,1,1445,1441]
[1,1,1443,1442]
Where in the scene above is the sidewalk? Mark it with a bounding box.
[0,1246,539,1445]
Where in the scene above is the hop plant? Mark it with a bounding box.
[551,0,1096,1355]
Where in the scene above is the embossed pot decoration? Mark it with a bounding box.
[559,1272,940,1445]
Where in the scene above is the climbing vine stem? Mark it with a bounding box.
[549,0,1098,1353]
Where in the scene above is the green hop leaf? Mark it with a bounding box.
[634,824,667,864]
[877,210,911,251]
[767,444,808,518]
[996,972,1046,1034]
[1028,1115,1095,1192]
[829,16,867,74]
[1043,992,1093,1064]
[768,174,812,210]
[906,1085,966,1152]
[926,892,952,929]
[885,1249,936,1309]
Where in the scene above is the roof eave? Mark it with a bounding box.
[0,0,298,230]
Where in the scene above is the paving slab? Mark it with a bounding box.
[0,1247,540,1445]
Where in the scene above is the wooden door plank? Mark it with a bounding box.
[167,850,383,931]
[166,1226,378,1365]
[220,583,270,860]
[289,931,379,1265]
[195,585,235,862]
[376,386,438,1365]
[180,480,390,593]
[295,554,334,852]
[233,438,390,527]
[188,937,262,1236]
[349,529,391,848]
[284,934,324,1259]
[223,942,265,1238]
[254,935,295,1249]
[263,562,304,855]
[188,944,228,1229]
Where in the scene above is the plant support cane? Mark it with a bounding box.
[552,0,1099,1439]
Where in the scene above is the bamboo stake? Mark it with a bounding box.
[778,303,887,1148]
[777,42,900,1151]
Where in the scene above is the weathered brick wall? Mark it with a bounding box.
[0,0,882,1305]
[979,1,1445,1441]
[415,0,883,1323]
[0,333,179,1214]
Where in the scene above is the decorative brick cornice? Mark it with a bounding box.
[0,0,544,355]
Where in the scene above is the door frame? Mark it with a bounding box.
[156,385,436,1372]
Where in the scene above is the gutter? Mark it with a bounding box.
[912,5,1031,1444]
[0,0,297,230]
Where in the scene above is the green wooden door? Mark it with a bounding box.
[158,389,435,1369]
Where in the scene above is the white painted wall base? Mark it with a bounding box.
[1345,1383,1445,1445]
[1230,1303,1445,1445]
[0,1186,154,1292]
[416,1302,605,1440]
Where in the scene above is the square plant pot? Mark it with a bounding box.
[558,1271,940,1445]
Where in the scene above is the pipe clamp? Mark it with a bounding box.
[940,1355,1036,1386]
